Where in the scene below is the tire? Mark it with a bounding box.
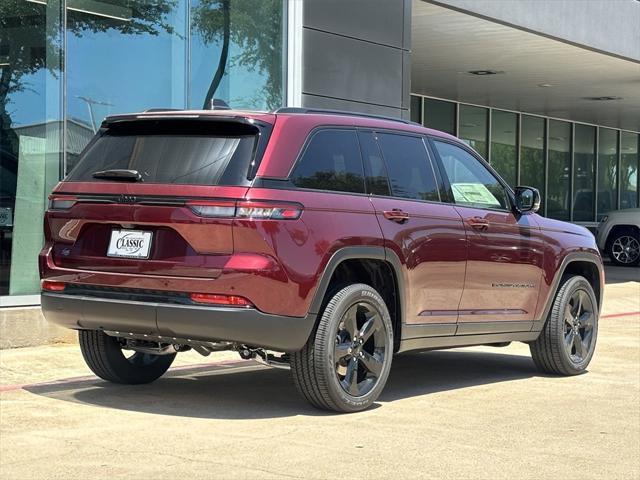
[291,283,394,413]
[606,228,640,266]
[529,275,598,375]
[79,330,176,384]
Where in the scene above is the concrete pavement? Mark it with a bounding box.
[1,267,638,479]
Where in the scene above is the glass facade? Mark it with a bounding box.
[520,115,546,210]
[423,98,456,135]
[412,94,639,223]
[0,0,286,299]
[547,120,571,221]
[458,104,488,159]
[490,110,517,186]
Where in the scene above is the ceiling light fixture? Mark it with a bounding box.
[467,70,504,76]
[584,96,623,101]
[538,83,554,88]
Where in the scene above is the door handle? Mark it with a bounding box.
[468,216,489,231]
[383,209,410,223]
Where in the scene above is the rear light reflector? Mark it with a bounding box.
[189,293,253,307]
[48,197,77,210]
[187,200,302,220]
[41,280,66,292]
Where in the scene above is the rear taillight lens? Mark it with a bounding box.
[187,200,302,220]
[236,202,302,220]
[41,280,66,292]
[48,196,77,210]
[190,293,253,307]
[187,200,236,218]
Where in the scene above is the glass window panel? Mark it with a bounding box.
[423,98,456,135]
[410,95,422,124]
[66,1,188,172]
[490,110,517,186]
[458,105,488,159]
[573,124,596,222]
[597,128,619,219]
[547,120,571,220]
[433,140,509,210]
[378,134,439,202]
[291,130,365,193]
[359,132,391,196]
[1,3,63,296]
[520,115,545,212]
[190,0,284,111]
[620,132,639,209]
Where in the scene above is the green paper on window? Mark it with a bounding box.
[451,183,501,208]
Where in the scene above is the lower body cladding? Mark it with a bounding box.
[41,292,317,361]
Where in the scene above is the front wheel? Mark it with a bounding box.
[291,284,394,413]
[529,275,598,375]
[79,330,176,384]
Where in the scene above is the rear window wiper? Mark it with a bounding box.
[92,169,143,182]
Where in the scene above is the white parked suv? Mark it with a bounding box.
[596,208,640,266]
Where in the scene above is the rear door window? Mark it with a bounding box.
[290,129,365,193]
[377,133,440,202]
[66,120,263,186]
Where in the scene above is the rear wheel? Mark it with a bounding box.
[291,284,393,413]
[79,330,176,384]
[607,228,640,266]
[529,275,598,375]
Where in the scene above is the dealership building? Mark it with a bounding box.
[1,0,639,345]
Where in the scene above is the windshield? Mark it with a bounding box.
[66,119,262,186]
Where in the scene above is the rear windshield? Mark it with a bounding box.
[66,119,265,186]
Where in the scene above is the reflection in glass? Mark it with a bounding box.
[424,98,456,135]
[0,2,62,295]
[520,115,545,212]
[597,128,618,219]
[66,1,188,171]
[490,110,517,186]
[547,120,571,220]
[410,95,422,124]
[458,105,488,158]
[191,0,284,110]
[620,132,639,209]
[573,124,596,222]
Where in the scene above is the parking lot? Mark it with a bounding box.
[1,265,638,479]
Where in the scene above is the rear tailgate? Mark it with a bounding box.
[45,116,271,278]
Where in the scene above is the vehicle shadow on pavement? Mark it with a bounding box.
[24,349,542,419]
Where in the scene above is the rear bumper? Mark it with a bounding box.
[41,293,316,352]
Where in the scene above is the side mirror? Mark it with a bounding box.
[514,186,541,214]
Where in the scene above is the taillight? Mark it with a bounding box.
[187,200,302,220]
[41,280,66,292]
[48,196,77,210]
[190,293,253,307]
[236,201,302,220]
[186,200,236,218]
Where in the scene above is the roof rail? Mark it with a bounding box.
[273,107,420,126]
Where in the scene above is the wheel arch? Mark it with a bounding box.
[308,247,405,352]
[534,252,604,331]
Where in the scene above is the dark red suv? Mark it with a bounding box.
[40,108,604,412]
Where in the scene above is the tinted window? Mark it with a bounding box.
[378,133,439,201]
[67,120,261,186]
[291,129,365,193]
[433,140,509,210]
[359,131,391,196]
